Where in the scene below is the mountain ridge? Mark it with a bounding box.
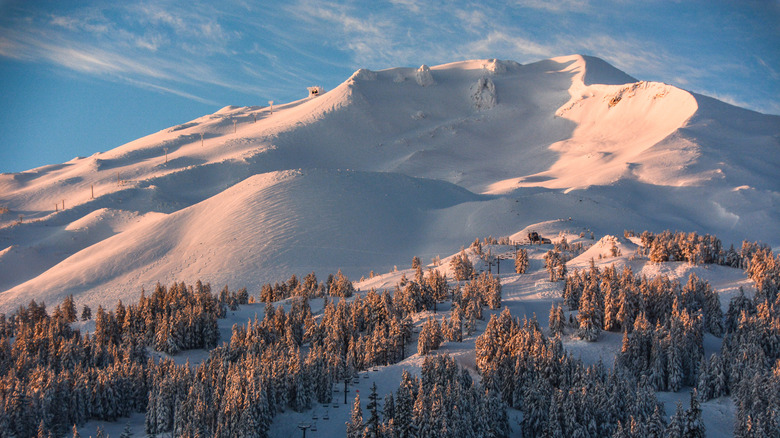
[0,54,778,312]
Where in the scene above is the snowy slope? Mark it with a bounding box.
[1,54,778,312]
[69,233,748,437]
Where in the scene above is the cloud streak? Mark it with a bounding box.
[0,2,275,103]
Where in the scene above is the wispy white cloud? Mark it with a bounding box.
[462,30,555,59]
[390,0,423,14]
[569,34,677,77]
[514,0,590,13]
[755,56,779,80]
[0,26,170,78]
[133,3,187,34]
[123,77,220,105]
[0,2,268,103]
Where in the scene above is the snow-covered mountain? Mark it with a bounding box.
[0,54,778,312]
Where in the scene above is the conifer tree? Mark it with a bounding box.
[119,423,133,438]
[603,282,620,331]
[417,318,442,355]
[80,305,92,321]
[696,357,713,401]
[544,250,567,281]
[515,248,529,274]
[364,383,381,438]
[549,303,565,336]
[450,249,474,281]
[347,392,364,438]
[412,384,429,437]
[382,393,395,426]
[62,295,78,323]
[425,268,449,312]
[683,389,705,438]
[667,342,684,393]
[647,405,667,438]
[394,381,414,438]
[577,283,601,341]
[666,401,685,438]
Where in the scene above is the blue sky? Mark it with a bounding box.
[1,0,778,173]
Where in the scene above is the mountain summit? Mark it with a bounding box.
[0,55,778,312]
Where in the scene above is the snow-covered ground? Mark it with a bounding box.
[1,54,778,315]
[70,237,749,437]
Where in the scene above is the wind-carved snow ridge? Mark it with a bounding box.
[470,76,497,110]
[481,59,518,75]
[415,65,435,86]
[350,68,377,81]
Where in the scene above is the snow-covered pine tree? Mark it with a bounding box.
[61,294,78,323]
[364,383,381,438]
[346,392,363,438]
[484,387,510,438]
[382,393,395,425]
[683,389,705,438]
[546,390,565,438]
[450,249,474,281]
[577,282,601,341]
[521,374,551,437]
[604,281,621,332]
[544,250,566,281]
[646,405,666,438]
[667,341,684,392]
[515,248,529,274]
[417,317,442,355]
[425,268,449,312]
[412,385,429,437]
[666,401,685,438]
[696,357,713,401]
[702,297,723,341]
[80,305,92,321]
[119,423,133,438]
[393,378,415,438]
[549,303,565,336]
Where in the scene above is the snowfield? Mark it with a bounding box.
[0,54,777,437]
[1,54,777,314]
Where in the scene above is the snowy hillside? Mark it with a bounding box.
[67,234,761,438]
[1,54,779,313]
